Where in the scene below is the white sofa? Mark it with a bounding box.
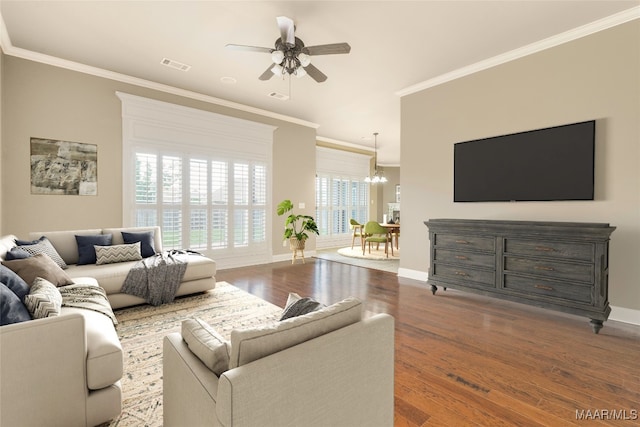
[25,226,216,308]
[163,301,395,427]
[0,226,216,426]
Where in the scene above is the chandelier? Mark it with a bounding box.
[365,132,387,184]
[270,38,311,78]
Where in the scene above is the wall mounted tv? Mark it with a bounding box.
[454,120,595,202]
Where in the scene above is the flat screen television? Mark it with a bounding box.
[454,120,595,202]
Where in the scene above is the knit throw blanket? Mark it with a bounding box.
[59,284,118,325]
[121,250,189,306]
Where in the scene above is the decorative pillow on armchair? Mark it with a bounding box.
[280,292,325,320]
[182,318,230,376]
[1,254,74,287]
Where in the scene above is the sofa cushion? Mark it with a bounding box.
[182,318,230,376]
[280,292,324,320]
[2,254,74,287]
[0,265,30,301]
[76,234,113,265]
[24,277,63,319]
[95,242,142,265]
[121,231,156,258]
[61,304,124,390]
[29,229,104,265]
[229,297,362,369]
[15,236,68,269]
[0,283,32,325]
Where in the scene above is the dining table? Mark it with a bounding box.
[380,223,400,249]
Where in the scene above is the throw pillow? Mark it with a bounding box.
[2,253,74,287]
[280,292,324,320]
[95,242,142,265]
[0,283,32,325]
[122,231,156,258]
[229,297,363,369]
[0,265,30,301]
[14,236,67,269]
[4,247,32,261]
[24,277,62,319]
[76,234,113,265]
[182,318,230,376]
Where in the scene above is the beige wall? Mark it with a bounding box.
[1,55,317,259]
[401,21,640,312]
[0,48,4,235]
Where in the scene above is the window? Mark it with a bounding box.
[315,147,370,249]
[118,93,275,268]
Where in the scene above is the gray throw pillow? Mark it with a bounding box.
[14,236,67,269]
[0,283,32,325]
[280,292,324,320]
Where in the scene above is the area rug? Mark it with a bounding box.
[105,282,283,427]
[337,245,400,260]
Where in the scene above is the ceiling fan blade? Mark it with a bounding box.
[276,16,295,47]
[304,63,327,83]
[303,43,351,56]
[226,44,273,54]
[259,64,275,81]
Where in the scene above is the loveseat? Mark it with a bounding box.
[163,296,395,427]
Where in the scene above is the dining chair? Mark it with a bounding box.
[363,221,393,258]
[350,219,364,250]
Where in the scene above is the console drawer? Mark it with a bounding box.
[504,238,593,262]
[434,248,494,268]
[434,234,495,252]
[432,263,495,287]
[504,275,592,304]
[504,256,593,284]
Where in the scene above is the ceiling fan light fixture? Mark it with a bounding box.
[295,67,307,78]
[298,53,311,67]
[271,50,285,64]
[271,64,284,76]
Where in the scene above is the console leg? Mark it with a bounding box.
[430,285,438,295]
[590,319,604,334]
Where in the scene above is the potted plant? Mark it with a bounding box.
[276,199,319,258]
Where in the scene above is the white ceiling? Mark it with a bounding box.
[1,1,638,165]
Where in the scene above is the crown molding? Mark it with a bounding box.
[0,11,319,130]
[396,6,640,97]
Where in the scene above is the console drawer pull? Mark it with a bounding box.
[454,271,469,277]
[455,255,468,260]
[534,284,554,291]
[535,246,555,252]
[534,265,555,271]
[455,240,469,244]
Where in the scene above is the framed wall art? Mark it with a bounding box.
[30,137,98,195]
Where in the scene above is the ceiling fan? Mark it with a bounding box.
[226,16,351,83]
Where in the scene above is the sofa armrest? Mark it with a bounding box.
[217,313,394,427]
[0,313,89,427]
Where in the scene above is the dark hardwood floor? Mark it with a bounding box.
[216,258,640,426]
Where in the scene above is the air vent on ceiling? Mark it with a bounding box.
[268,91,289,101]
[161,58,191,72]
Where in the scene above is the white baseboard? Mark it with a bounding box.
[609,306,640,326]
[271,251,317,264]
[397,268,429,282]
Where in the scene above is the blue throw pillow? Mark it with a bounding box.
[0,265,30,301]
[4,247,32,260]
[76,234,113,265]
[122,231,156,258]
[0,283,32,325]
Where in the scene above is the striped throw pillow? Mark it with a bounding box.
[24,277,62,319]
[95,242,142,265]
